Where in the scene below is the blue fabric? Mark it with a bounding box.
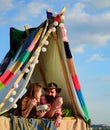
[11,115,56,130]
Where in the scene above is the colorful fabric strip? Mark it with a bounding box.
[64,42,72,59]
[76,90,90,120]
[72,75,90,120]
[0,82,5,90]
[27,27,43,52]
[0,70,14,85]
[60,24,68,42]
[18,51,30,63]
[19,29,37,56]
[9,61,23,74]
[71,75,81,91]
[46,11,53,19]
[0,26,43,90]
[61,24,90,121]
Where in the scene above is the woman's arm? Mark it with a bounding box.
[21,97,37,118]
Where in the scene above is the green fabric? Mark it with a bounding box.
[18,51,30,63]
[62,108,74,117]
[0,82,4,90]
[10,28,26,59]
[82,105,90,121]
[10,27,39,59]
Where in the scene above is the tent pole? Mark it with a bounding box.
[60,6,66,16]
[24,25,29,36]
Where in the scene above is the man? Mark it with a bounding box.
[38,82,63,128]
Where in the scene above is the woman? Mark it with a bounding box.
[14,83,42,118]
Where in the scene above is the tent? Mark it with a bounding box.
[0,7,91,130]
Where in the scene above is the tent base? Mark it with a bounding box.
[0,116,90,130]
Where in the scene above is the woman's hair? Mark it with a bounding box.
[25,83,42,98]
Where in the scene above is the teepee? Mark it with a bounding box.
[0,7,91,130]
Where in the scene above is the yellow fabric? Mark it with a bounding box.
[9,61,23,73]
[0,116,11,130]
[57,118,87,130]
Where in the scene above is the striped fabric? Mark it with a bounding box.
[0,25,44,90]
[61,24,90,121]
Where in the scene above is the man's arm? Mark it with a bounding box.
[54,113,62,128]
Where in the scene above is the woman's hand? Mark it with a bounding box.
[31,98,37,106]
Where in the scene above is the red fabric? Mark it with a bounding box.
[0,70,14,85]
[54,15,61,23]
[71,74,81,91]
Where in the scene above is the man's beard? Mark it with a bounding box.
[46,95,55,103]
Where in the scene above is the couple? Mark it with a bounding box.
[14,82,63,128]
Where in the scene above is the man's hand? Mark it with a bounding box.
[52,97,63,109]
[54,115,62,128]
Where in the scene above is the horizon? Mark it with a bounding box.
[0,0,110,126]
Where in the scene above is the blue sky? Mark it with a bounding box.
[0,0,110,125]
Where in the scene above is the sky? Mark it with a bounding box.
[0,0,110,126]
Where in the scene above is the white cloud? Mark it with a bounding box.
[88,54,103,61]
[80,33,110,47]
[0,0,14,13]
[26,2,48,16]
[72,45,84,53]
[11,2,49,22]
[68,32,110,54]
[65,3,89,24]
[91,13,110,32]
[92,0,110,9]
[0,1,49,25]
[79,0,110,10]
[65,2,110,53]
